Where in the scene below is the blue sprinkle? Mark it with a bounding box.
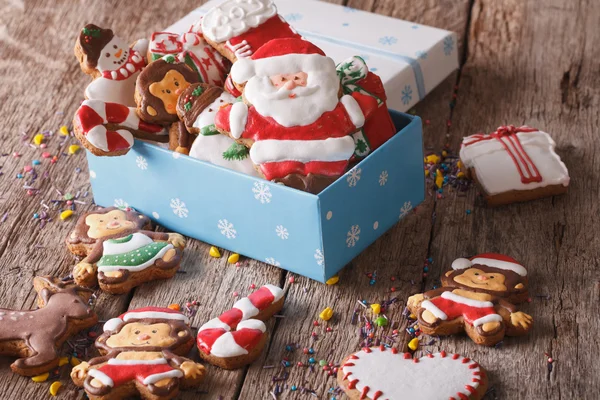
[308,357,315,364]
[33,213,39,219]
[308,348,314,354]
[291,386,297,391]
[466,209,472,215]
[16,173,23,179]
[32,160,41,165]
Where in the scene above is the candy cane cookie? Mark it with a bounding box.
[196,284,284,369]
[73,99,166,157]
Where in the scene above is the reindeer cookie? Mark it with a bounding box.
[406,253,533,346]
[71,307,204,400]
[197,284,284,369]
[0,276,97,376]
[71,207,186,294]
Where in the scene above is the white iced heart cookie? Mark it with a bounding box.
[338,347,488,400]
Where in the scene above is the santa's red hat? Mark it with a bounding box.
[103,306,190,332]
[451,253,527,276]
[230,38,332,84]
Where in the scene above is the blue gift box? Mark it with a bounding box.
[86,111,424,282]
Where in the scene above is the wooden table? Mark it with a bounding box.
[0,0,598,398]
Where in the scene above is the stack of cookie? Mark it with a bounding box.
[72,0,398,194]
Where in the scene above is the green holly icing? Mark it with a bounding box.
[201,124,220,136]
[355,138,368,155]
[107,234,134,244]
[151,53,162,61]
[98,241,170,268]
[184,102,192,112]
[222,142,249,161]
[183,53,202,81]
[82,27,101,38]
[192,86,204,97]
[163,55,176,64]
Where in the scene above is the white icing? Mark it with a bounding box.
[132,38,149,56]
[451,257,472,270]
[232,297,260,319]
[103,232,153,255]
[84,72,139,107]
[226,39,253,58]
[473,313,503,327]
[460,130,570,195]
[209,332,248,358]
[470,257,527,276]
[263,284,284,302]
[96,36,129,72]
[108,358,167,366]
[340,95,365,128]
[229,102,248,138]
[420,300,448,320]
[198,317,232,332]
[143,369,183,385]
[249,137,355,164]
[342,349,481,399]
[122,310,189,324]
[441,291,494,308]
[189,133,260,177]
[193,92,237,130]
[103,317,123,332]
[237,319,266,333]
[88,369,114,387]
[201,0,277,42]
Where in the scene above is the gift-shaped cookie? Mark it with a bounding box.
[71,307,204,399]
[70,207,185,294]
[214,38,379,193]
[460,125,570,206]
[406,253,533,346]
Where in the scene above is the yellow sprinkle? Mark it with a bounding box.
[60,210,74,220]
[31,373,49,382]
[424,154,440,164]
[168,303,181,311]
[457,161,463,169]
[58,357,69,367]
[325,275,339,285]
[457,172,465,179]
[435,169,444,189]
[59,126,69,136]
[424,170,430,177]
[68,144,80,155]
[370,303,381,315]
[441,150,448,157]
[49,381,62,396]
[408,337,419,351]
[33,134,45,146]
[409,313,416,320]
[209,246,221,258]
[70,357,81,367]
[319,307,333,321]
[228,253,240,264]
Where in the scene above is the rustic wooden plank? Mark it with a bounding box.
[421,0,600,399]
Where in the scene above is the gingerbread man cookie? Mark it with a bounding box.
[338,347,488,400]
[71,207,186,294]
[214,38,379,193]
[197,284,284,369]
[407,253,533,346]
[75,24,148,107]
[0,276,97,376]
[71,307,204,400]
[135,58,199,125]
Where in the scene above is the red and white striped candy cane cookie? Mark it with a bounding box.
[73,99,165,156]
[196,284,284,369]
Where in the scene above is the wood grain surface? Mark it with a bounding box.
[0,0,598,399]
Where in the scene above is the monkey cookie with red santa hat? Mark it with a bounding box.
[406,253,533,346]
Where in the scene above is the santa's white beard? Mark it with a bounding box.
[244,72,340,127]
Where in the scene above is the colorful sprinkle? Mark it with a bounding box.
[370,303,381,315]
[68,144,80,155]
[31,373,49,382]
[325,275,339,285]
[319,307,333,321]
[49,381,62,396]
[59,126,69,136]
[168,303,181,311]
[33,134,44,146]
[227,253,240,264]
[60,210,74,220]
[209,246,221,258]
[408,337,419,351]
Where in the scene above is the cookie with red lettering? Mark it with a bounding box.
[338,347,488,400]
[134,58,199,125]
[70,207,186,294]
[71,307,204,400]
[197,284,284,369]
[75,24,148,107]
[66,206,151,257]
[459,125,570,206]
[214,38,379,193]
[406,253,533,346]
[200,0,301,63]
[0,276,97,376]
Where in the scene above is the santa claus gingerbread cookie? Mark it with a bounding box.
[70,207,186,294]
[201,0,301,63]
[175,83,259,176]
[214,38,379,193]
[460,125,570,206]
[338,347,488,400]
[75,24,148,107]
[71,307,204,400]
[407,253,533,346]
[197,284,284,369]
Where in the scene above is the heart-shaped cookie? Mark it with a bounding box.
[338,347,488,400]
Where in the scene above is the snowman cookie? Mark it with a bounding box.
[338,347,488,400]
[75,24,148,107]
[176,83,259,176]
[135,58,199,125]
[71,207,186,294]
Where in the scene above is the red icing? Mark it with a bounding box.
[218,308,244,328]
[457,393,469,400]
[104,102,129,123]
[360,386,369,399]
[196,328,226,353]
[225,74,242,97]
[247,286,275,310]
[372,390,383,400]
[96,361,176,387]
[101,50,145,80]
[105,130,132,152]
[348,379,359,389]
[428,295,498,326]
[228,16,301,56]
[78,105,104,133]
[231,328,264,350]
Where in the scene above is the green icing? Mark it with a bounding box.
[151,53,162,61]
[106,234,133,244]
[184,102,192,112]
[200,124,220,136]
[98,242,170,267]
[222,142,249,161]
[192,86,204,97]
[163,55,176,64]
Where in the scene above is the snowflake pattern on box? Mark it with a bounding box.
[314,249,324,266]
[346,167,362,187]
[114,199,128,210]
[276,225,289,240]
[346,225,361,248]
[170,198,189,218]
[416,50,428,60]
[379,170,389,186]
[399,201,413,219]
[252,182,272,204]
[444,36,455,55]
[89,170,96,179]
[284,13,302,21]
[265,257,280,267]
[401,85,413,105]
[343,6,358,13]
[136,156,148,170]
[218,219,237,239]
[378,36,397,46]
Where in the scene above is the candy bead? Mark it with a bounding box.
[31,372,49,382]
[374,316,388,327]
[60,210,74,220]
[325,275,339,285]
[408,338,419,351]
[68,144,80,155]
[370,303,381,315]
[209,246,221,258]
[319,359,327,366]
[33,134,44,146]
[168,303,181,311]
[49,381,62,396]
[227,253,240,264]
[32,159,41,166]
[42,152,51,158]
[319,307,333,321]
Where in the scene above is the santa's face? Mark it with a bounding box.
[269,72,308,92]
[97,36,130,72]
